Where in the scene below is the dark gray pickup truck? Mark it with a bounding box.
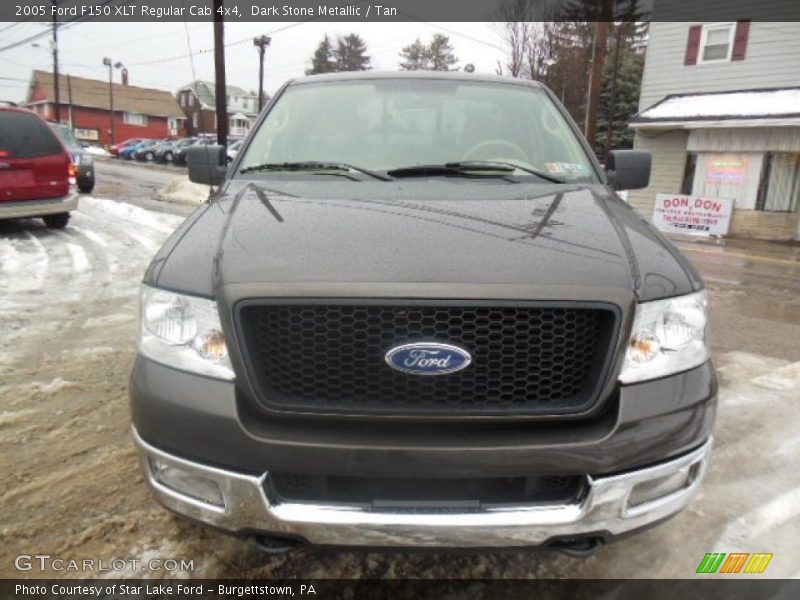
[130,72,716,554]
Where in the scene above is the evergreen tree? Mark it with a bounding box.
[306,35,336,75]
[399,38,430,70]
[427,34,459,71]
[596,46,645,158]
[334,33,371,71]
[399,34,459,71]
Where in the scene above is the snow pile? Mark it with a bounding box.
[155,176,211,206]
[80,196,185,233]
[638,88,800,121]
[84,146,110,157]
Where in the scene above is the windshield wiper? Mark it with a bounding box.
[240,161,392,181]
[387,161,566,184]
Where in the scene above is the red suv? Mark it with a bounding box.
[0,105,77,229]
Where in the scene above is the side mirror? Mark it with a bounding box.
[605,150,651,191]
[187,144,227,186]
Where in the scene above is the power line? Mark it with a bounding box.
[0,0,120,53]
[125,0,369,68]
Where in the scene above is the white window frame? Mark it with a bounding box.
[192,112,198,128]
[698,22,736,65]
[123,112,148,126]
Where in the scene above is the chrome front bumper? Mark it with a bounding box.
[133,428,712,548]
[0,193,78,219]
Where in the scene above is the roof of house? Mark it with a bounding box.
[177,81,257,108]
[631,87,800,129]
[27,70,184,119]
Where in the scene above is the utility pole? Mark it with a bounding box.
[51,0,60,122]
[66,74,74,129]
[605,23,625,158]
[584,0,612,151]
[213,0,228,148]
[103,58,122,145]
[253,35,271,112]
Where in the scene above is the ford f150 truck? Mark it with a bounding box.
[130,72,716,554]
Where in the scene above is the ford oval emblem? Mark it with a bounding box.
[384,342,472,376]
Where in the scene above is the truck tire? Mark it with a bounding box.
[43,213,70,229]
[78,176,95,194]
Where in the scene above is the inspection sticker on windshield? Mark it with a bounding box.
[546,162,589,177]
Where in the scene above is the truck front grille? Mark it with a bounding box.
[236,302,619,416]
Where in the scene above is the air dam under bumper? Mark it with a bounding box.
[133,429,712,548]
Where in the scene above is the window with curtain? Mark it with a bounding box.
[759,153,800,212]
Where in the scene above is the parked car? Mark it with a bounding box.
[118,140,146,160]
[226,139,243,163]
[110,137,145,157]
[155,138,196,163]
[133,139,163,162]
[48,122,95,194]
[0,105,77,228]
[132,72,715,554]
[174,136,214,166]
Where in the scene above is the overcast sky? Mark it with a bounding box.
[0,21,507,103]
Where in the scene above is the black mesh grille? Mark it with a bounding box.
[236,302,617,416]
[269,472,585,506]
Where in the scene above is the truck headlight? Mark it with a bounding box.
[619,290,710,384]
[138,285,234,380]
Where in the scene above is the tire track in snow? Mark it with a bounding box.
[70,225,119,276]
[74,210,162,254]
[22,231,49,290]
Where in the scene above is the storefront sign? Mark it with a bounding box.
[74,128,100,141]
[653,194,734,236]
[705,156,748,183]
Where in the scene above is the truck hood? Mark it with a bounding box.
[150,179,698,302]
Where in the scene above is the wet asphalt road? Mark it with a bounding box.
[1,159,799,578]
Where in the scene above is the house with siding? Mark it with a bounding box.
[176,81,261,139]
[628,21,800,241]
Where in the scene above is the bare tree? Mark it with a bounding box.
[493,0,539,77]
[494,0,564,79]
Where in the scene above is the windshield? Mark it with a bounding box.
[50,123,80,150]
[238,78,596,182]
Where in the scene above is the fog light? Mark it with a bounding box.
[149,459,225,507]
[627,464,698,508]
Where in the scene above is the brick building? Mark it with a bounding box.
[24,70,185,147]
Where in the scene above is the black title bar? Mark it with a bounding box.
[2,0,799,23]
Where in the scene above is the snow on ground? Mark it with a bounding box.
[84,146,110,157]
[79,195,186,234]
[155,176,211,205]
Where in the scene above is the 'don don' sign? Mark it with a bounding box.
[653,194,734,236]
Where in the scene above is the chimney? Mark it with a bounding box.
[121,68,129,86]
